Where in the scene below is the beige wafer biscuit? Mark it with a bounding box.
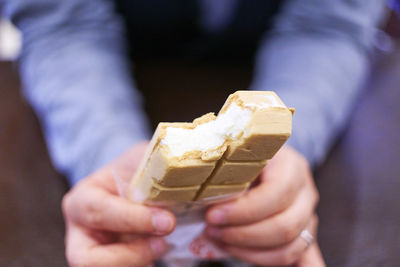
[127,90,293,205]
[146,146,216,187]
[221,91,294,160]
[133,171,200,202]
[196,183,250,201]
[207,159,267,185]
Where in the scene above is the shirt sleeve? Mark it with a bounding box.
[3,0,151,185]
[250,0,387,167]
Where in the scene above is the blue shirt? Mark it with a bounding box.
[1,0,386,185]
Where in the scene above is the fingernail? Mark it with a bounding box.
[149,237,166,257]
[208,209,226,225]
[206,227,222,239]
[152,212,173,233]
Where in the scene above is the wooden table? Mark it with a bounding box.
[0,62,68,266]
[1,44,400,266]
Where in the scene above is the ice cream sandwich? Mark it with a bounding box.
[128,91,294,206]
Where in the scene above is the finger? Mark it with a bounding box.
[66,222,166,267]
[221,216,318,267]
[296,243,326,267]
[296,215,325,267]
[63,187,176,235]
[87,141,149,194]
[206,186,318,248]
[206,149,310,226]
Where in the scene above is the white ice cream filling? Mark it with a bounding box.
[161,103,252,157]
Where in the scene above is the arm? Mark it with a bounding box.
[3,0,150,184]
[251,0,387,166]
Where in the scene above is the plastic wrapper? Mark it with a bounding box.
[112,167,247,267]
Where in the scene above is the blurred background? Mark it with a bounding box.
[1,4,400,267]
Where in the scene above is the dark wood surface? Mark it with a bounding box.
[0,63,69,267]
[1,44,400,266]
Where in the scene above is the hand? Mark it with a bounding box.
[205,146,325,266]
[62,142,176,267]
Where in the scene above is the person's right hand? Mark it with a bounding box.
[62,142,176,267]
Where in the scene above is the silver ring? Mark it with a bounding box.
[300,229,314,248]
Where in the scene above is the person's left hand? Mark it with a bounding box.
[204,145,324,266]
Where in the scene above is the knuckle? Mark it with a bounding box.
[240,205,257,222]
[118,208,133,229]
[83,195,106,227]
[313,187,320,205]
[278,220,299,244]
[314,214,319,225]
[225,229,245,244]
[280,249,302,266]
[126,205,156,233]
[296,155,312,181]
[294,149,308,167]
[119,206,141,231]
[311,214,319,230]
[66,250,87,267]
[61,192,72,216]
[306,185,320,214]
[85,207,104,228]
[278,192,294,210]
